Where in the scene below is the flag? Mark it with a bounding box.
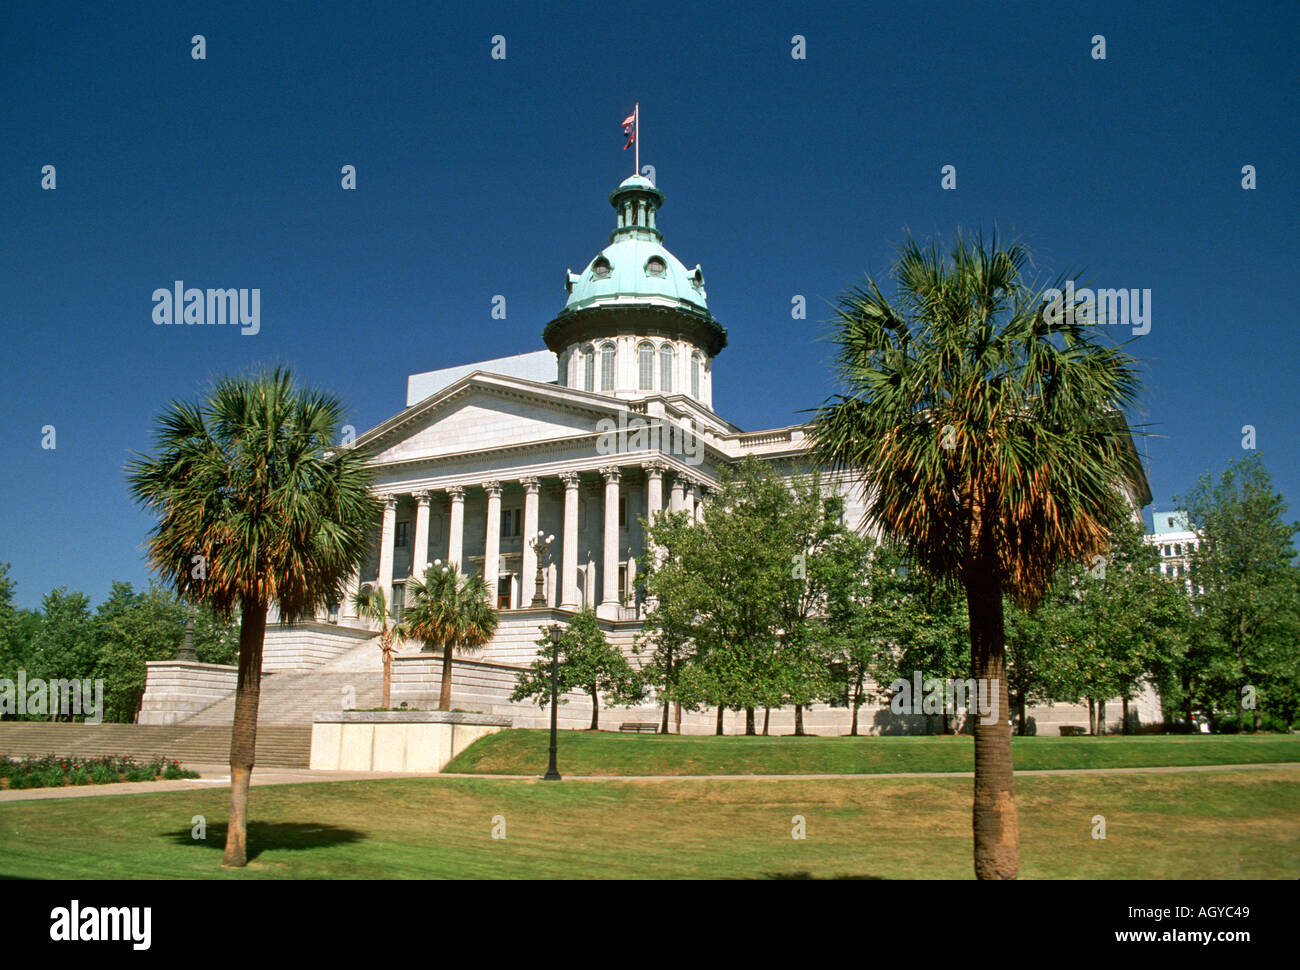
[622,112,635,150]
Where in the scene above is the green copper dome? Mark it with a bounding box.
[561,176,709,314]
[542,175,727,359]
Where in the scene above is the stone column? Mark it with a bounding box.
[669,473,686,514]
[412,491,431,582]
[690,481,705,523]
[600,466,621,618]
[644,461,664,521]
[521,477,540,604]
[446,485,465,572]
[377,495,398,605]
[483,481,502,606]
[560,471,581,609]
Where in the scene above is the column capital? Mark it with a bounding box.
[445,485,466,500]
[381,494,399,511]
[413,490,432,506]
[642,460,666,478]
[483,480,502,498]
[600,465,622,483]
[559,471,581,489]
[520,476,541,493]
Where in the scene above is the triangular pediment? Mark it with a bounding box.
[356,372,624,466]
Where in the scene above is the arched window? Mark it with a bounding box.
[690,352,702,399]
[638,342,654,390]
[583,345,595,392]
[600,342,616,392]
[660,344,673,393]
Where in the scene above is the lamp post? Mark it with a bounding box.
[529,531,555,608]
[543,622,563,781]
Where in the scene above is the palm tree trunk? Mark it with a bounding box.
[745,707,756,735]
[965,570,1018,880]
[438,641,455,711]
[381,647,393,710]
[715,705,724,736]
[222,598,266,868]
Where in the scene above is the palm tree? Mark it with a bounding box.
[351,584,407,709]
[810,232,1144,879]
[402,562,499,711]
[126,368,377,868]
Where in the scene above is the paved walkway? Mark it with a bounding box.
[0,761,1294,803]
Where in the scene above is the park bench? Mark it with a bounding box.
[619,722,660,734]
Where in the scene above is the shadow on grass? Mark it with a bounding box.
[164,821,366,862]
[759,871,887,880]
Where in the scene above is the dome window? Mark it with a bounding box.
[646,256,666,277]
[691,268,705,291]
[592,257,611,279]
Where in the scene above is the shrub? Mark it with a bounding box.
[89,763,116,784]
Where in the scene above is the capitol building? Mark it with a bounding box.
[140,171,1158,736]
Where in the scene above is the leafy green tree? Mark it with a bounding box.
[0,563,17,668]
[89,582,240,723]
[27,588,96,716]
[1004,588,1086,735]
[812,231,1146,879]
[1180,454,1300,731]
[127,368,377,868]
[812,532,898,735]
[640,460,841,735]
[512,610,644,729]
[633,512,703,733]
[93,582,181,722]
[402,563,498,711]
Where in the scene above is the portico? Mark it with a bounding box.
[351,460,698,622]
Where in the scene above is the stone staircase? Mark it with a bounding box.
[0,723,313,768]
[182,670,385,726]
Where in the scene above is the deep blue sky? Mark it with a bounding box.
[1,0,1296,609]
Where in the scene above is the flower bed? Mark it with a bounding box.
[0,755,199,789]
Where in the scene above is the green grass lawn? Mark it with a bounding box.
[1,767,1297,879]
[442,729,1300,776]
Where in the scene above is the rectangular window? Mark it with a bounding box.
[601,346,615,391]
[395,521,410,548]
[497,576,512,610]
[619,496,627,528]
[638,344,654,390]
[391,583,405,617]
[501,508,522,538]
[618,564,628,603]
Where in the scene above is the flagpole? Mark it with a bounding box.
[634,102,639,176]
